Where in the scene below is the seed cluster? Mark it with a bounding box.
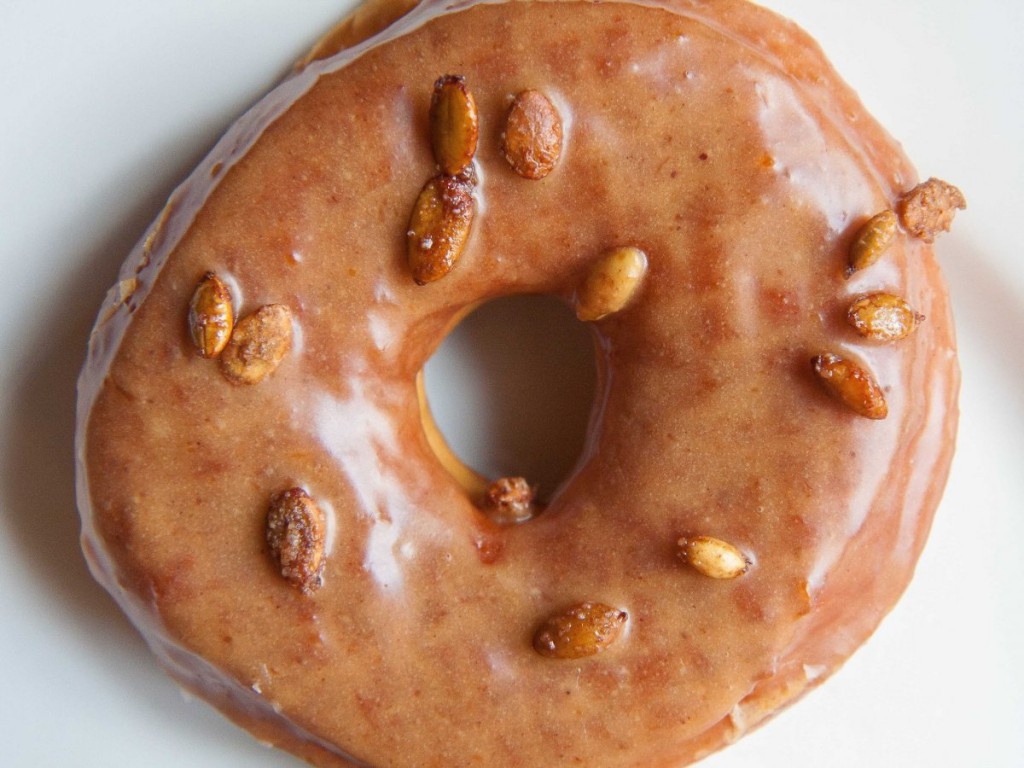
[815,178,963,419]
[186,272,293,385]
[406,75,480,285]
[406,76,567,285]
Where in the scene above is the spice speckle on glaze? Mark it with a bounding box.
[76,1,961,767]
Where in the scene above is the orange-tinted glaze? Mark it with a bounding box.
[76,1,959,766]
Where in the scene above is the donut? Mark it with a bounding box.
[76,0,964,766]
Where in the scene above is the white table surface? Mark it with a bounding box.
[1,1,1021,765]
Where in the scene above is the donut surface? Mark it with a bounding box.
[77,1,960,766]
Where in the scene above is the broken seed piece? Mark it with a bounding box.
[533,602,628,659]
[678,535,750,580]
[407,174,475,285]
[847,293,924,342]
[501,90,563,180]
[430,75,479,176]
[847,210,897,276]
[898,178,966,242]
[811,352,888,420]
[575,246,648,321]
[220,304,293,385]
[188,271,234,358]
[480,477,536,525]
[266,487,325,594]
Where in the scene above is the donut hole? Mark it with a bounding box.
[422,295,598,502]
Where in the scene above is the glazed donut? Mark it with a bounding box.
[76,1,964,766]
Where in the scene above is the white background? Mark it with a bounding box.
[1,1,1021,766]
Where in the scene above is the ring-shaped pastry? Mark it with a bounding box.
[77,1,962,765]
